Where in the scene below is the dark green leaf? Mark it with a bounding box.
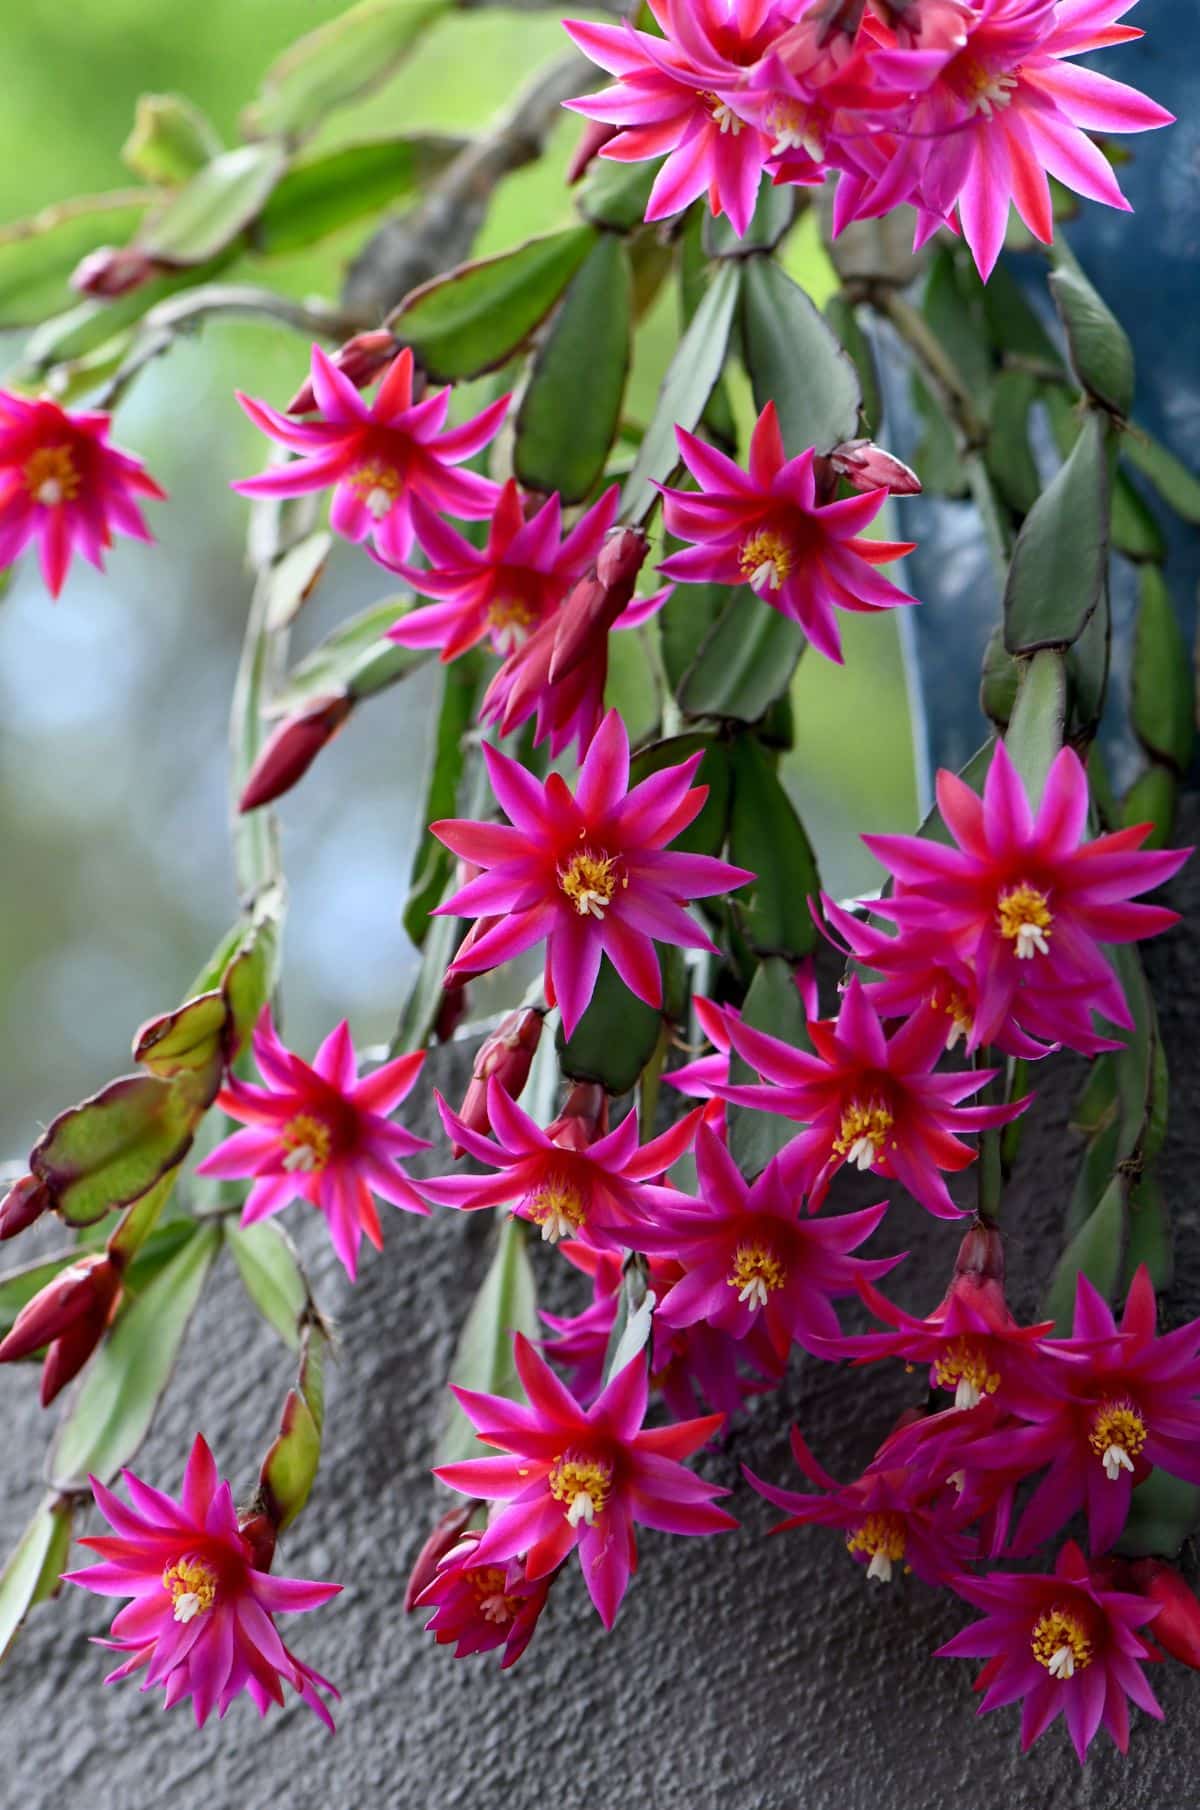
[728,956,810,1178]
[244,0,449,139]
[403,661,481,945]
[630,734,732,858]
[391,226,597,383]
[980,261,1062,366]
[984,369,1039,515]
[912,374,969,498]
[1110,468,1166,562]
[740,256,860,455]
[979,625,1019,729]
[1049,261,1134,417]
[1004,649,1066,808]
[1121,425,1200,524]
[1132,565,1194,772]
[439,1215,539,1467]
[122,94,223,185]
[1115,1470,1200,1560]
[31,1075,197,1228]
[1003,412,1110,654]
[225,1221,308,1351]
[514,233,631,502]
[659,575,733,694]
[1065,578,1110,738]
[825,293,881,435]
[576,157,662,233]
[679,590,804,724]
[1121,765,1177,850]
[274,594,432,711]
[728,734,819,959]
[0,1496,75,1666]
[557,958,663,1096]
[257,134,464,254]
[51,1222,220,1486]
[1122,1174,1171,1295]
[138,145,287,265]
[0,192,149,329]
[621,260,741,524]
[704,177,794,257]
[1040,1176,1125,1332]
[924,246,993,398]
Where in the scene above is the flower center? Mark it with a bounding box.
[766,99,824,162]
[24,444,80,507]
[486,593,538,653]
[930,981,973,1051]
[523,1174,588,1244]
[833,1100,894,1171]
[700,91,743,135]
[558,846,622,920]
[162,1556,218,1624]
[469,1566,520,1626]
[997,884,1053,960]
[949,52,1021,117]
[548,1453,613,1528]
[932,1338,1001,1411]
[846,1512,907,1584]
[349,461,403,520]
[1088,1399,1147,1482]
[1031,1607,1093,1680]
[280,1112,333,1174]
[727,1241,787,1310]
[738,530,793,595]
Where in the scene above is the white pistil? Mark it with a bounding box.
[846,1136,878,1172]
[566,1492,597,1528]
[574,889,610,921]
[365,486,394,520]
[746,558,782,595]
[538,1209,576,1245]
[1047,1645,1075,1680]
[866,1552,893,1585]
[737,1277,771,1310]
[955,1378,982,1412]
[947,1470,967,1495]
[970,72,1018,118]
[172,1592,203,1624]
[1014,922,1050,960]
[478,1594,510,1624]
[282,1143,320,1173]
[36,479,64,506]
[945,1019,967,1051]
[1102,1444,1135,1481]
[712,102,743,136]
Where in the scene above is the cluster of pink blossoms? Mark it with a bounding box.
[567,0,1172,279]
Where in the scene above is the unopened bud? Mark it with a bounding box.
[567,120,620,185]
[1131,1559,1200,1669]
[546,1082,609,1150]
[239,693,353,812]
[435,982,470,1045]
[952,1221,1005,1284]
[0,1254,123,1405]
[404,1502,477,1611]
[0,1174,51,1240]
[446,912,499,984]
[551,529,649,685]
[286,330,398,416]
[453,1009,544,1152]
[829,439,922,496]
[70,245,163,299]
[238,1510,279,1573]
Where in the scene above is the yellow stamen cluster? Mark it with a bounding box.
[930,981,973,1050]
[933,1338,1001,1411]
[1088,1400,1148,1481]
[469,1566,520,1626]
[525,1176,588,1244]
[738,530,793,595]
[162,1556,218,1624]
[349,461,402,520]
[833,1100,894,1170]
[727,1242,786,1310]
[962,59,1020,117]
[997,884,1053,959]
[1031,1607,1094,1680]
[558,847,622,920]
[281,1113,333,1175]
[24,444,80,507]
[548,1454,613,1528]
[486,594,537,648]
[845,1512,907,1583]
[766,99,824,162]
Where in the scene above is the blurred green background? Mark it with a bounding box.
[0,2,917,1157]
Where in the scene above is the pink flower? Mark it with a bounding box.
[664,994,738,1129]
[713,976,1024,1218]
[937,1539,1161,1761]
[434,1333,737,1628]
[564,0,788,237]
[853,0,1174,278]
[862,740,1188,1053]
[431,709,753,1036]
[420,1077,703,1247]
[234,345,507,566]
[63,1435,340,1728]
[974,1266,1200,1557]
[657,403,916,663]
[415,1530,553,1668]
[624,1123,903,1361]
[196,1008,430,1280]
[746,1424,976,1586]
[388,479,619,659]
[0,391,165,597]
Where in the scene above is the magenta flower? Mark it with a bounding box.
[746,1424,976,1586]
[863,740,1188,1053]
[421,1077,702,1247]
[388,479,619,660]
[625,1124,903,1361]
[431,709,752,1036]
[975,1266,1200,1557]
[0,391,165,597]
[937,1540,1162,1761]
[434,1333,737,1628]
[564,0,787,237]
[714,977,1024,1218]
[63,1436,340,1728]
[856,0,1174,279]
[657,403,916,663]
[415,1530,552,1669]
[196,1008,430,1280]
[234,345,506,565]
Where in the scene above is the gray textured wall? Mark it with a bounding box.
[2,831,1197,1810]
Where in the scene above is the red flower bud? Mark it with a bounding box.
[0,1254,123,1406]
[549,528,650,686]
[566,120,620,185]
[446,912,498,985]
[1130,1560,1200,1669]
[239,693,352,812]
[453,1008,544,1153]
[238,1511,279,1573]
[404,1502,477,1611]
[829,439,922,497]
[70,245,163,299]
[0,1173,51,1240]
[952,1220,1005,1284]
[546,1082,609,1150]
[286,330,398,416]
[435,982,470,1045]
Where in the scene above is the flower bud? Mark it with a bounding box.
[1130,1560,1200,1669]
[546,1082,609,1150]
[550,529,650,685]
[435,982,470,1045]
[0,1173,52,1240]
[404,1502,477,1612]
[0,1254,123,1405]
[952,1220,1005,1284]
[239,693,353,812]
[829,439,923,496]
[445,911,498,985]
[567,119,620,184]
[70,245,163,299]
[237,1510,279,1573]
[286,330,398,416]
[454,1009,544,1153]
